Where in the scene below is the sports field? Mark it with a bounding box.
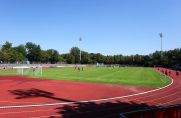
[0,67,180,118]
[0,67,171,87]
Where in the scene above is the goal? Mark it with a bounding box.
[14,66,42,77]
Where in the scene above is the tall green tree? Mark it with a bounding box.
[13,45,27,61]
[62,54,75,64]
[1,41,12,51]
[25,42,42,63]
[14,45,27,57]
[47,49,60,64]
[70,47,80,64]
[1,41,13,63]
[81,51,91,64]
[40,50,50,63]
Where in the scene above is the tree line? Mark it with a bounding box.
[0,41,60,64]
[0,41,180,68]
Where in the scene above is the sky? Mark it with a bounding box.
[0,0,181,55]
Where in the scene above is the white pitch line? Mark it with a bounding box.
[0,74,174,109]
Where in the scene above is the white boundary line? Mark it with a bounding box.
[0,70,174,109]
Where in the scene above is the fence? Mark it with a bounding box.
[0,64,90,69]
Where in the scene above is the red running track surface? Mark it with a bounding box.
[0,68,180,118]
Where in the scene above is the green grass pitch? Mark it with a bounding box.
[0,67,171,88]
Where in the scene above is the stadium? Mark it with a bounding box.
[0,1,181,118]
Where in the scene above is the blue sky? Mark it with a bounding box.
[0,0,181,55]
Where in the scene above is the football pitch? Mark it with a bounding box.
[0,67,171,88]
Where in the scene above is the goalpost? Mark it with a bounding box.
[14,66,42,77]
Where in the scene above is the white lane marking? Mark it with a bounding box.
[0,75,173,109]
[126,77,181,101]
[143,90,181,103]
[158,97,181,106]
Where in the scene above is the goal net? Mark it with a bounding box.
[14,66,42,77]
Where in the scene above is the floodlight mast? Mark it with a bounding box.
[79,37,82,64]
[159,32,163,65]
[159,33,163,56]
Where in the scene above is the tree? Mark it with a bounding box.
[70,47,80,64]
[0,50,5,63]
[9,50,25,63]
[62,54,75,64]
[58,55,65,63]
[1,41,13,63]
[40,50,50,63]
[0,41,180,68]
[25,42,42,63]
[1,41,12,51]
[47,49,60,64]
[95,53,104,63]
[89,53,97,64]
[13,45,27,61]
[81,51,91,64]
[13,45,27,57]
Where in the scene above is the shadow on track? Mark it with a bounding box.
[54,101,181,118]
[9,88,75,102]
[55,101,158,118]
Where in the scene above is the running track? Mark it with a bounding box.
[0,68,180,118]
